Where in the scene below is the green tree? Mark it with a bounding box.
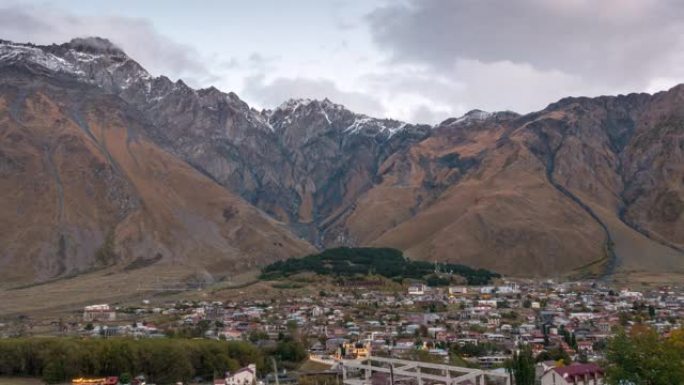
[605,325,684,385]
[248,330,270,343]
[577,350,588,364]
[506,346,535,385]
[119,372,132,384]
[570,333,577,350]
[42,361,65,384]
[0,338,266,383]
[286,320,299,333]
[275,339,307,363]
[535,347,570,365]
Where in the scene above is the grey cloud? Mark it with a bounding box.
[409,105,453,126]
[361,59,602,123]
[0,4,214,86]
[367,0,684,88]
[220,57,240,70]
[242,74,385,117]
[247,52,280,72]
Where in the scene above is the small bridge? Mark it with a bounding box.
[340,356,510,385]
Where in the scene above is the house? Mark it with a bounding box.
[477,356,507,369]
[218,328,243,340]
[448,286,468,296]
[479,286,495,294]
[83,304,116,322]
[408,284,428,296]
[326,337,348,352]
[535,361,558,382]
[497,283,520,294]
[337,341,371,359]
[541,363,604,385]
[218,364,257,385]
[576,341,593,353]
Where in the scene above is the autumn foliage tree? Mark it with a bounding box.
[605,325,684,385]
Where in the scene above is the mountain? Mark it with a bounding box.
[339,100,683,277]
[0,37,682,292]
[0,38,314,289]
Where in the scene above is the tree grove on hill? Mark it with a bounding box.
[261,247,500,285]
[0,338,264,384]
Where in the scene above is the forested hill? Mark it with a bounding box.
[260,247,501,285]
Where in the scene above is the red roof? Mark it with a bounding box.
[233,367,255,375]
[553,363,603,379]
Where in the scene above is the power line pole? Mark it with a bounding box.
[271,357,279,385]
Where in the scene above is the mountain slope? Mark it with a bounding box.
[0,37,682,281]
[0,62,313,288]
[0,37,432,245]
[331,95,684,276]
[326,112,607,276]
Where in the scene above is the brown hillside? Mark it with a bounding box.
[0,74,313,288]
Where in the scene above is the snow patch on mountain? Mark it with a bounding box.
[454,109,492,123]
[0,42,84,76]
[344,116,409,138]
[273,97,410,138]
[439,109,520,128]
[0,40,152,91]
[0,38,421,139]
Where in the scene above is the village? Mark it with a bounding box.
[2,278,681,385]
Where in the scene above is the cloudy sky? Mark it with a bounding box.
[2,0,683,124]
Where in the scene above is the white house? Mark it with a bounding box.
[448,286,468,296]
[218,364,257,385]
[479,286,495,294]
[540,363,604,385]
[83,304,116,322]
[496,283,520,294]
[408,284,428,296]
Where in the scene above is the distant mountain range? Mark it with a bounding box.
[0,37,682,287]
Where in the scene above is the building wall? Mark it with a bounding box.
[541,371,604,385]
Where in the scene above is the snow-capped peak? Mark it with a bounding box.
[276,97,346,113]
[0,41,85,76]
[438,109,493,127]
[344,115,408,138]
[0,38,420,141]
[0,38,151,90]
[456,109,492,122]
[439,109,521,128]
[267,97,411,138]
[276,98,314,112]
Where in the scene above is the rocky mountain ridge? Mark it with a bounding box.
[0,38,433,242]
[0,37,682,282]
